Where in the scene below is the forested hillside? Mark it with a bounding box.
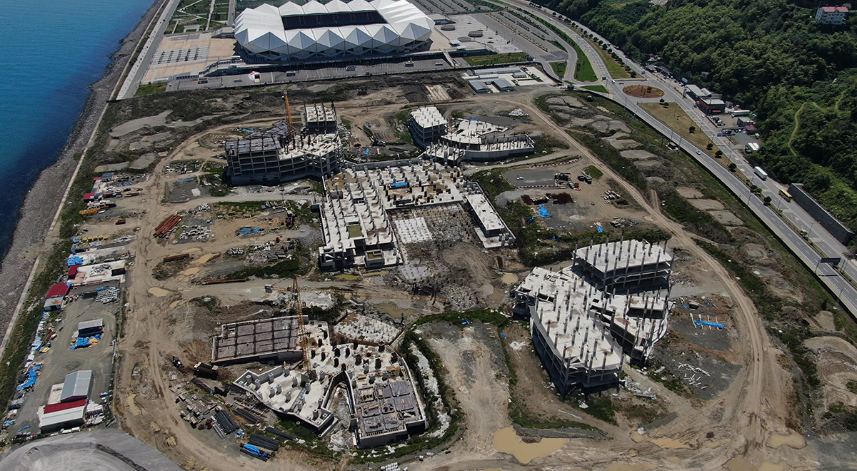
[537,0,857,233]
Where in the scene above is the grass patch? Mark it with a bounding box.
[582,85,609,93]
[470,168,514,200]
[532,133,569,155]
[463,52,529,66]
[585,165,603,179]
[528,16,596,81]
[550,62,567,77]
[640,102,717,157]
[582,36,631,79]
[135,82,167,96]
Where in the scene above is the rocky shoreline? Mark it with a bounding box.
[0,0,163,341]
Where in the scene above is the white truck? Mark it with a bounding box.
[754,166,768,180]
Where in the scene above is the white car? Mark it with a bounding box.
[696,150,702,155]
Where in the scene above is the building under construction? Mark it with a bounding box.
[317,161,515,270]
[210,316,305,365]
[231,322,426,447]
[573,239,672,290]
[514,240,673,392]
[225,103,343,186]
[409,106,534,165]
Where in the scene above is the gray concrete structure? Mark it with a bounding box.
[225,117,343,186]
[789,183,855,245]
[211,316,305,365]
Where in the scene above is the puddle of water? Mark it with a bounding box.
[766,431,805,449]
[758,461,787,471]
[148,287,171,297]
[363,270,388,276]
[126,394,142,416]
[500,273,518,284]
[492,427,568,465]
[196,253,216,264]
[335,274,360,281]
[181,267,200,275]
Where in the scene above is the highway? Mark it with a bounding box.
[511,0,857,316]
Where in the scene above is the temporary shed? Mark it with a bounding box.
[46,283,70,299]
[61,370,92,403]
[77,319,104,337]
[39,402,86,432]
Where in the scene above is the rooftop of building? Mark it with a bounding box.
[575,240,672,275]
[410,106,447,129]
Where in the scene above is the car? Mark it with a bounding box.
[696,150,702,155]
[516,176,524,180]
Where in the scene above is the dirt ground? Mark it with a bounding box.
[74,80,830,471]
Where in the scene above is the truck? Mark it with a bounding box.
[745,142,760,153]
[172,356,184,369]
[753,166,768,180]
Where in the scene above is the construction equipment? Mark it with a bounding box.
[293,278,309,366]
[284,89,295,143]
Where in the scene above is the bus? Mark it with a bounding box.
[779,188,792,202]
[754,166,768,180]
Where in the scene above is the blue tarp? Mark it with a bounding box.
[390,181,409,189]
[242,129,255,133]
[71,334,101,350]
[694,320,725,329]
[67,256,83,266]
[596,224,604,233]
[175,178,195,184]
[537,205,550,218]
[17,366,40,391]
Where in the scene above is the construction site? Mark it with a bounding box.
[514,240,673,392]
[410,106,536,165]
[10,71,851,471]
[224,99,342,186]
[318,161,514,271]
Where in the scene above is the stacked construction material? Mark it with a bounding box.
[214,409,238,434]
[249,433,279,451]
[154,215,182,238]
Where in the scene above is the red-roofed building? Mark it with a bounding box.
[68,265,79,277]
[816,6,849,24]
[46,283,70,299]
[43,398,87,414]
[84,193,96,201]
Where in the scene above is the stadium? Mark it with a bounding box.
[234,0,435,61]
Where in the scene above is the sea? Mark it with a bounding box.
[0,0,155,261]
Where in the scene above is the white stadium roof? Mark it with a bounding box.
[235,0,435,60]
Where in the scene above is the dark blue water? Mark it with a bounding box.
[0,0,154,260]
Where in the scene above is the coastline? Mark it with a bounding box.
[0,0,163,346]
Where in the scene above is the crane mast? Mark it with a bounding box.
[284,89,295,143]
[293,277,309,366]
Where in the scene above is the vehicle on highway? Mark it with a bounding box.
[754,166,768,180]
[779,188,792,202]
[696,150,701,155]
